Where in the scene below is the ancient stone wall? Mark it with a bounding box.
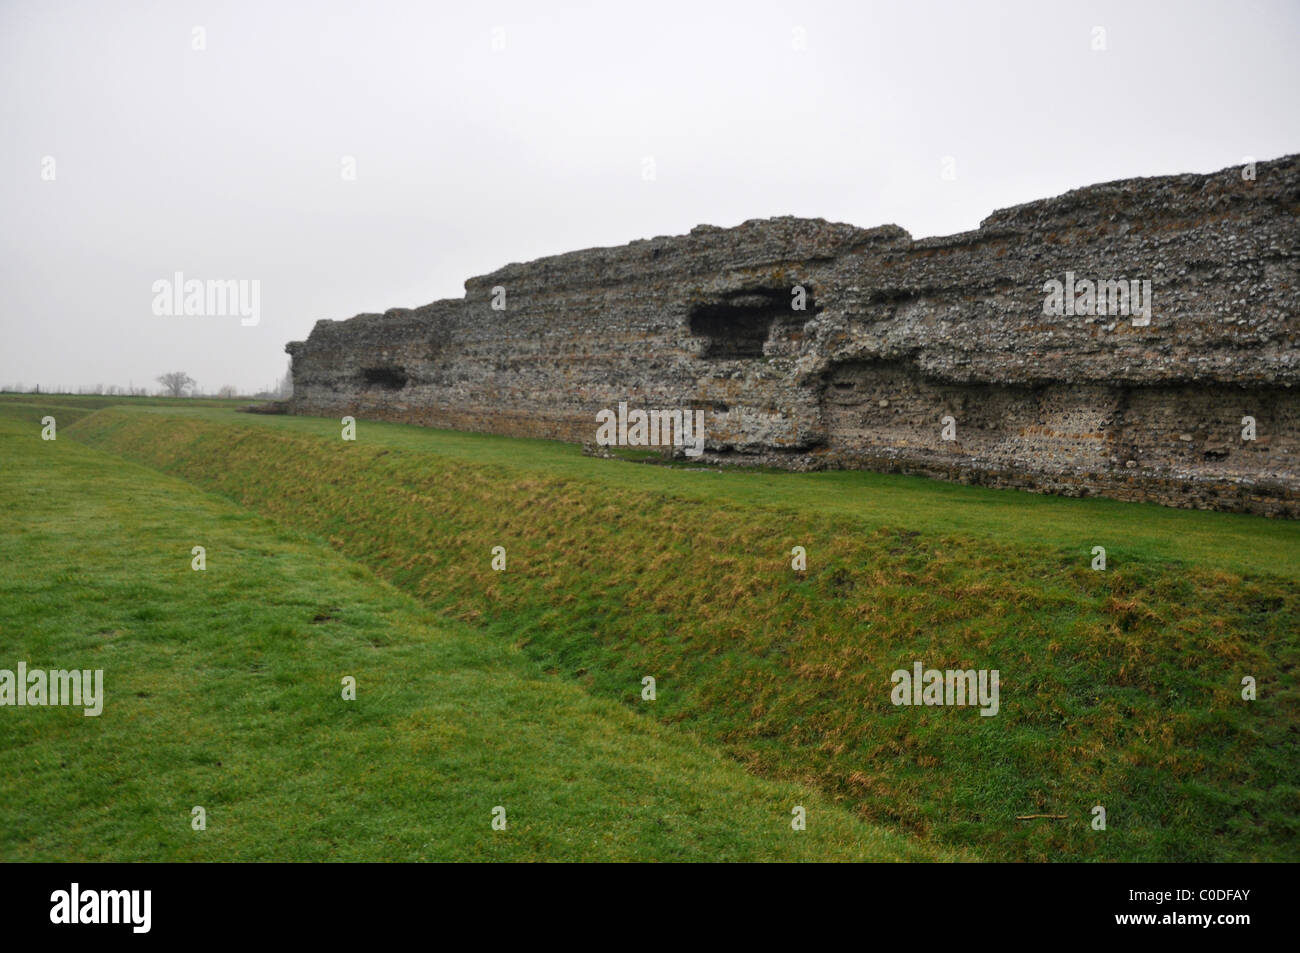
[287,156,1300,516]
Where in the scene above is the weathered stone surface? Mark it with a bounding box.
[287,156,1300,516]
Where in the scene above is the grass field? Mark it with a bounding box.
[2,394,1297,861]
[0,406,949,860]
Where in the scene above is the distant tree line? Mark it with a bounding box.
[1,366,292,400]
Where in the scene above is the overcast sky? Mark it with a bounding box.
[2,0,1297,394]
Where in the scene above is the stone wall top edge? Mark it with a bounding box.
[290,153,1298,350]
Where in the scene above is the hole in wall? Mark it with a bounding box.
[361,366,408,390]
[688,288,817,359]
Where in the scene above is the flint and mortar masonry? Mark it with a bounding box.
[287,156,1300,516]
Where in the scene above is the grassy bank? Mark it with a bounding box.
[46,401,1300,862]
[0,410,948,860]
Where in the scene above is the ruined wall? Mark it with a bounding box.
[287,156,1300,516]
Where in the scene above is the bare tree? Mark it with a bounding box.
[216,385,237,399]
[156,371,196,398]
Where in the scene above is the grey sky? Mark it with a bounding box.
[2,0,1297,394]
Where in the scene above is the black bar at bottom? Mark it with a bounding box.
[3,861,1289,941]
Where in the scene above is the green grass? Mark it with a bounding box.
[42,397,1297,581]
[0,410,953,861]
[0,393,254,411]
[27,397,1297,862]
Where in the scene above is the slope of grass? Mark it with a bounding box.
[0,411,951,861]
[70,399,1300,581]
[58,403,1300,862]
[0,400,105,429]
[0,393,251,411]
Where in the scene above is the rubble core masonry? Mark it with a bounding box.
[287,156,1300,516]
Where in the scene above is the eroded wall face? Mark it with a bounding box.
[288,157,1300,516]
[819,361,1298,512]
